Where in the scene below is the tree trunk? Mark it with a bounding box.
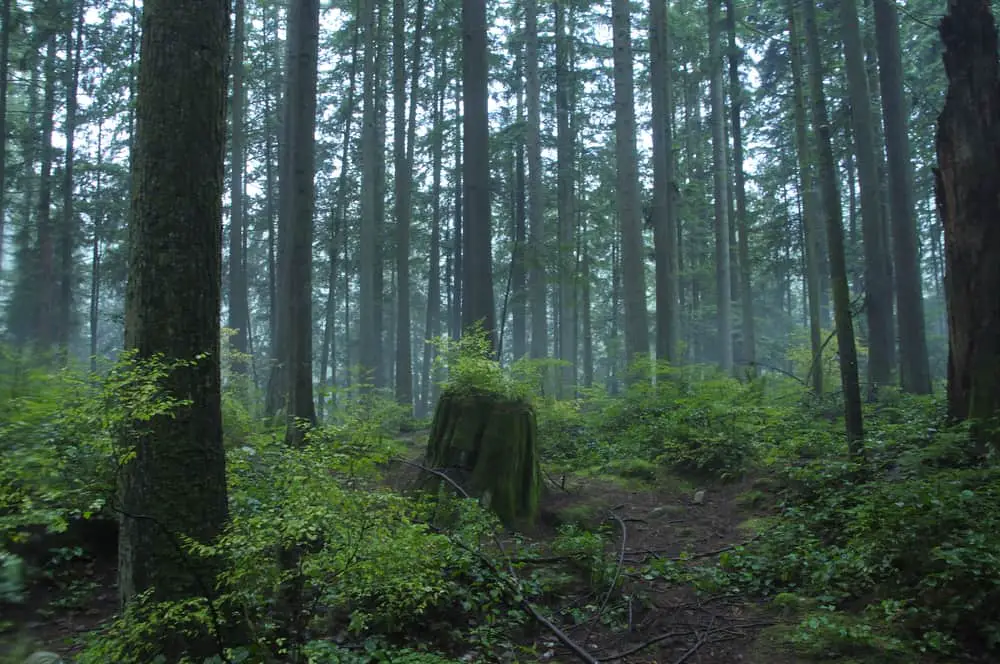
[555,0,575,394]
[935,0,1000,445]
[612,0,650,369]
[802,0,864,456]
[726,0,755,370]
[228,0,250,375]
[34,28,58,347]
[281,0,321,445]
[650,0,679,364]
[56,1,82,353]
[0,0,10,280]
[526,0,546,360]
[90,124,104,372]
[838,0,895,392]
[359,0,379,384]
[874,0,932,395]
[789,3,824,395]
[511,44,527,361]
[461,0,495,344]
[708,0,733,372]
[118,1,229,653]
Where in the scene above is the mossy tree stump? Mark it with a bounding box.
[424,388,541,527]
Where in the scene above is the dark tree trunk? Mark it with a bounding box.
[228,0,251,375]
[935,0,1000,445]
[118,1,229,654]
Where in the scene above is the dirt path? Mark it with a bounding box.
[523,474,792,664]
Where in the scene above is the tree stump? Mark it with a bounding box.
[424,388,541,527]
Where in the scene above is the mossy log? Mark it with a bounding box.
[424,388,541,527]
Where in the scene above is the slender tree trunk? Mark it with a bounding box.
[873,0,931,394]
[511,44,527,360]
[228,0,250,374]
[837,0,895,392]
[650,0,678,364]
[612,0,650,368]
[90,123,104,372]
[374,11,388,386]
[0,0,12,280]
[801,0,864,455]
[34,27,58,348]
[555,0,575,393]
[708,0,733,371]
[726,0,755,370]
[56,1,82,353]
[789,4,823,394]
[935,0,1000,445]
[526,0,546,359]
[359,0,379,384]
[421,43,446,416]
[451,76,463,340]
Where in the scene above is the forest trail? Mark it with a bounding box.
[522,473,793,664]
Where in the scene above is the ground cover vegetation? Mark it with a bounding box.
[2,332,997,663]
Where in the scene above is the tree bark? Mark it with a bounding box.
[227,0,250,375]
[873,0,932,395]
[461,0,496,344]
[359,0,379,384]
[555,0,576,394]
[935,0,1000,444]
[837,0,895,391]
[612,0,650,368]
[801,0,864,455]
[708,0,733,372]
[526,0,546,360]
[118,0,229,643]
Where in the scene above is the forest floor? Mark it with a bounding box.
[516,472,794,664]
[2,439,796,664]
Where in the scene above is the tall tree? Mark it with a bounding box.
[117,0,229,647]
[526,0,546,359]
[0,0,12,279]
[789,1,824,395]
[873,0,932,395]
[838,0,895,391]
[57,0,83,352]
[394,0,427,409]
[555,0,575,393]
[461,0,496,340]
[34,20,58,347]
[935,0,1000,446]
[228,0,251,375]
[708,0,733,371]
[726,0,755,369]
[649,0,678,363]
[801,0,864,455]
[279,0,321,444]
[612,0,650,367]
[359,0,380,383]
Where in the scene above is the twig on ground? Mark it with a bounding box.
[583,510,629,642]
[671,615,715,664]
[594,629,697,662]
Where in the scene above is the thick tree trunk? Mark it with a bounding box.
[935,0,1000,444]
[280,0,321,444]
[34,30,57,347]
[359,0,379,385]
[612,0,650,368]
[874,0,932,395]
[57,1,83,353]
[461,0,496,343]
[118,0,229,640]
[511,46,527,361]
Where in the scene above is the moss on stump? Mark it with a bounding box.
[424,388,541,527]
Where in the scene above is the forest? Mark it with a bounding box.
[2,0,1000,660]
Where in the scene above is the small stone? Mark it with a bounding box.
[23,653,64,664]
[692,490,706,505]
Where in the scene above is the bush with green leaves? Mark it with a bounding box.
[705,408,1000,659]
[0,348,195,549]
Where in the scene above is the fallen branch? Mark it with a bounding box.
[594,629,697,662]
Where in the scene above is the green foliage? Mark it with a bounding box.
[0,348,193,546]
